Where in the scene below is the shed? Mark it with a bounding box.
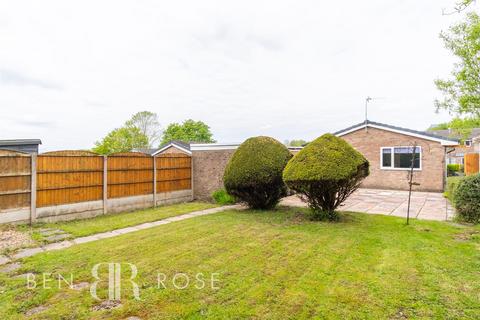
[0,139,42,154]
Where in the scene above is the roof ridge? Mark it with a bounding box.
[334,120,459,144]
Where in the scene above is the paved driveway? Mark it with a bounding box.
[281,188,454,221]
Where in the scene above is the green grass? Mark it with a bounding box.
[1,207,480,319]
[25,202,218,239]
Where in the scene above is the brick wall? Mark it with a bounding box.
[192,149,236,200]
[340,127,446,192]
[192,148,303,200]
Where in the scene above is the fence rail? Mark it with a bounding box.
[37,154,104,207]
[0,150,193,224]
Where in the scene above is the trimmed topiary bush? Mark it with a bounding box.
[453,174,480,224]
[283,134,369,221]
[211,188,236,205]
[223,136,292,209]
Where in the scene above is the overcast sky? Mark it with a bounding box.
[0,0,477,151]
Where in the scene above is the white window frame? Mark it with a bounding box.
[380,146,422,171]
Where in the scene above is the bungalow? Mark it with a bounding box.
[147,122,459,199]
[334,121,459,192]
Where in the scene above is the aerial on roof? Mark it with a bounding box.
[0,139,42,146]
[334,120,459,146]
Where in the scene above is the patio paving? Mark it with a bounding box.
[281,188,454,221]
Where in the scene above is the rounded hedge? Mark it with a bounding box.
[283,134,369,220]
[223,136,292,209]
[453,174,480,224]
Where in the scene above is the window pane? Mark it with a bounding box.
[382,148,391,167]
[394,147,420,169]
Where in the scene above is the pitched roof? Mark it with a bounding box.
[428,128,480,140]
[0,139,42,146]
[152,140,191,155]
[334,120,459,146]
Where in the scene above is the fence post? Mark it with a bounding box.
[103,156,108,214]
[30,153,37,225]
[153,156,157,207]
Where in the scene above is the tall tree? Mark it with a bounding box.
[93,127,149,155]
[434,12,480,117]
[161,119,215,145]
[125,111,162,148]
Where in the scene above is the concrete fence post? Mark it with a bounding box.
[103,156,108,214]
[153,156,157,207]
[30,153,37,225]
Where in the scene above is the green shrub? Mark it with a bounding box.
[447,164,463,176]
[445,176,463,204]
[223,136,292,209]
[283,134,369,221]
[453,174,480,224]
[211,189,236,205]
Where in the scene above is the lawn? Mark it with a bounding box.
[1,207,480,319]
[24,202,218,240]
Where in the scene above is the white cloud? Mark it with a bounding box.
[0,0,475,151]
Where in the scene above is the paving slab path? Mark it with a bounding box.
[0,205,242,265]
[281,188,454,221]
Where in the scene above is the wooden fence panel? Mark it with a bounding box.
[464,153,479,176]
[107,152,154,198]
[155,153,192,193]
[0,150,31,210]
[37,154,103,207]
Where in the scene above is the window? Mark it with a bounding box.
[465,140,472,147]
[382,148,392,167]
[380,146,421,170]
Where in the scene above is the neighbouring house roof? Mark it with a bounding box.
[189,142,303,152]
[189,143,242,151]
[152,140,192,155]
[428,128,480,141]
[132,148,159,155]
[0,139,42,146]
[334,120,459,146]
[146,142,303,152]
